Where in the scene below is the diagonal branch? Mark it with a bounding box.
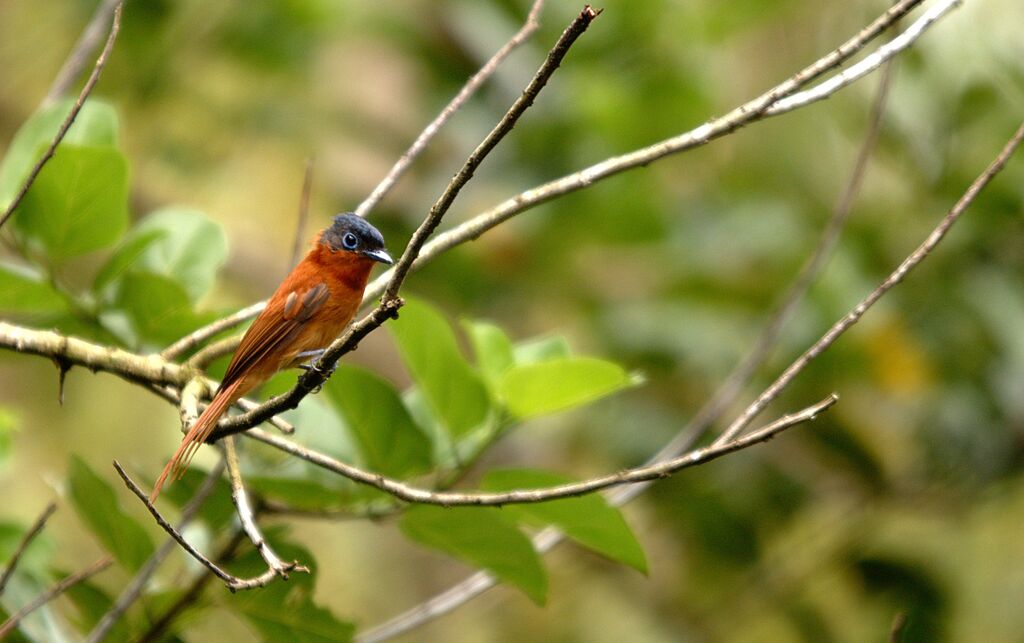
[86,462,225,643]
[0,2,124,231]
[354,0,546,218]
[715,118,1024,445]
[0,502,57,596]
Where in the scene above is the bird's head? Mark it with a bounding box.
[321,213,394,265]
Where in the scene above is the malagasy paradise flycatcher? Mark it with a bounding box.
[150,214,393,501]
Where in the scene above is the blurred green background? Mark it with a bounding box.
[1,0,1023,641]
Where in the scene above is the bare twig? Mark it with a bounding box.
[0,2,124,230]
[159,302,265,361]
[208,6,600,440]
[715,118,1024,445]
[382,5,597,302]
[136,529,248,643]
[222,437,308,579]
[0,503,57,596]
[889,611,908,643]
[290,158,315,269]
[185,335,240,370]
[43,0,123,105]
[354,0,546,218]
[247,395,836,506]
[0,556,112,639]
[113,461,282,591]
[764,0,959,116]
[86,462,225,643]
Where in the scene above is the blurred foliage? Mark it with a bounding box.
[1,0,1023,641]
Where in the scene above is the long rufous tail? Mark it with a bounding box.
[150,379,245,502]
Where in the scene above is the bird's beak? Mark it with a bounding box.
[362,248,394,265]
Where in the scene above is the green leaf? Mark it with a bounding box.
[512,335,571,364]
[481,469,647,573]
[226,533,355,642]
[125,208,229,301]
[115,271,202,346]
[67,456,154,572]
[388,298,490,437]
[400,505,547,604]
[463,319,515,385]
[324,365,432,477]
[92,229,167,295]
[0,263,66,314]
[230,581,354,643]
[0,99,118,209]
[12,145,128,260]
[498,357,636,419]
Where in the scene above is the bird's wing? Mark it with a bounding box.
[219,282,331,391]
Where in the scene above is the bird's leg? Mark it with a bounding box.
[295,349,335,375]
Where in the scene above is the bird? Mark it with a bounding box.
[149,213,393,502]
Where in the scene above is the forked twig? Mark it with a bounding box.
[113,461,285,591]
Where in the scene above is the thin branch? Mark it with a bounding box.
[86,462,225,643]
[222,437,308,579]
[764,0,959,116]
[113,461,282,591]
[290,158,315,269]
[381,5,598,303]
[0,503,57,596]
[715,118,1024,445]
[0,556,112,639]
[208,6,600,440]
[43,0,123,105]
[159,302,265,361]
[135,529,248,643]
[185,335,240,370]
[0,2,124,231]
[354,0,546,218]
[247,395,837,507]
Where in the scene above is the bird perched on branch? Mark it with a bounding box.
[150,213,393,501]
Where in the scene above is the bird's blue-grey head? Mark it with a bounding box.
[322,213,393,264]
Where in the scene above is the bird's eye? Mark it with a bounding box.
[342,232,359,250]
